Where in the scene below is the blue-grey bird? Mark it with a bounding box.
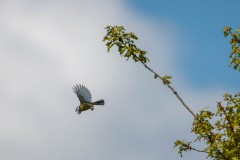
[73,84,105,114]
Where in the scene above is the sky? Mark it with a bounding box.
[0,0,239,160]
[127,0,240,90]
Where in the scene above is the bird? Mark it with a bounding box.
[73,84,105,114]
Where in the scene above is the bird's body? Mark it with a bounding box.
[80,103,93,112]
[73,84,104,114]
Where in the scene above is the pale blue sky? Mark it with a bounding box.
[0,1,239,160]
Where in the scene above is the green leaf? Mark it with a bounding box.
[162,75,172,85]
[103,25,149,64]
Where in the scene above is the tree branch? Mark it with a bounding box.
[136,56,196,118]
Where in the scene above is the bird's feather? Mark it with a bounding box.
[73,84,92,104]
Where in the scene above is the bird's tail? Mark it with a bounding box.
[93,99,105,105]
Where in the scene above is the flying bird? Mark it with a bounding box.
[73,84,105,114]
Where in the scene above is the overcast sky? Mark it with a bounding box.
[0,0,239,160]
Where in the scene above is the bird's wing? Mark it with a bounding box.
[73,84,92,104]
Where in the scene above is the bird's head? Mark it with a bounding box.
[75,106,81,114]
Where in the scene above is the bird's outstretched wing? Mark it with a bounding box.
[73,84,92,104]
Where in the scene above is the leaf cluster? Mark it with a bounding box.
[174,26,240,159]
[174,93,240,159]
[103,26,172,85]
[103,26,149,63]
[162,75,172,85]
[223,26,240,71]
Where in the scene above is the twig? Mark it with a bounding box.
[137,56,196,118]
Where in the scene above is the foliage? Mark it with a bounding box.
[103,26,172,86]
[103,26,149,63]
[174,26,240,159]
[103,25,240,159]
[103,26,198,117]
[223,26,240,71]
[174,93,240,159]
